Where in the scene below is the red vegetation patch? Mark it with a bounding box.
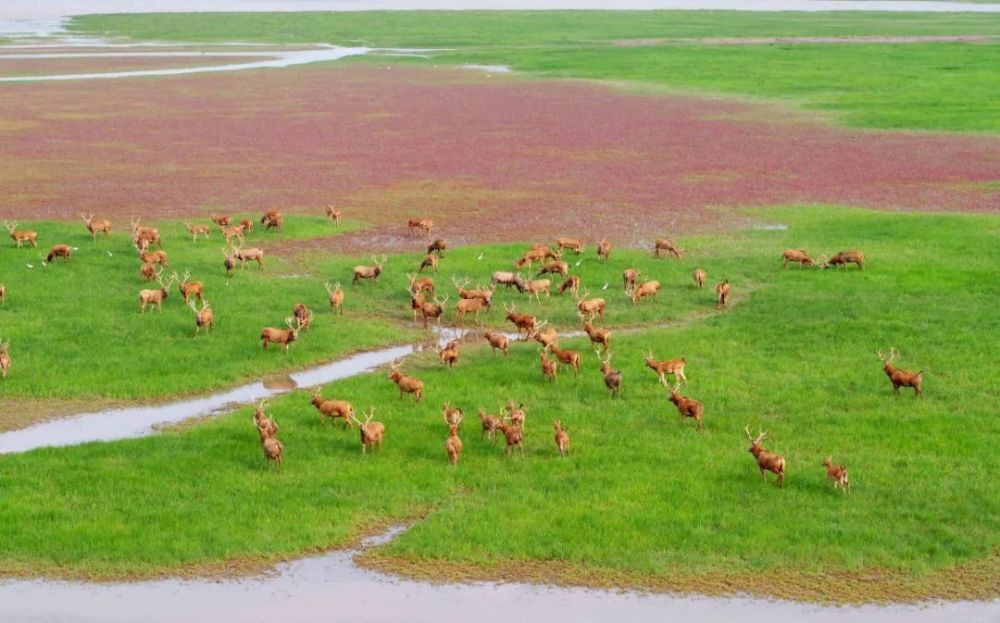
[0,65,996,243]
[0,55,268,78]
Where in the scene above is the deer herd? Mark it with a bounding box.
[1,211,909,493]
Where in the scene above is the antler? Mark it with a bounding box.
[755,428,767,445]
[3,220,16,232]
[187,298,199,312]
[324,281,334,294]
[744,425,753,441]
[889,348,899,362]
[365,407,375,424]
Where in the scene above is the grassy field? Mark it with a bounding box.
[70,11,1000,132]
[1,207,997,601]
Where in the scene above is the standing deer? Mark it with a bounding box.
[597,239,611,260]
[353,254,387,285]
[823,457,850,494]
[0,339,10,379]
[139,271,177,313]
[654,237,683,259]
[505,401,527,430]
[211,214,232,228]
[478,408,502,441]
[574,289,605,322]
[219,223,244,246]
[598,350,622,397]
[140,261,157,282]
[439,337,462,368]
[187,299,214,335]
[825,250,864,270]
[645,352,687,387]
[0,283,5,305]
[388,358,424,401]
[442,402,464,428]
[547,344,581,376]
[482,325,509,356]
[351,408,385,453]
[260,210,283,230]
[80,213,111,240]
[782,249,815,268]
[46,245,72,263]
[745,426,785,487]
[529,320,558,350]
[666,381,704,432]
[311,389,354,428]
[415,293,447,327]
[4,221,37,248]
[326,206,341,226]
[325,281,344,314]
[454,296,487,324]
[622,268,640,296]
[293,303,313,331]
[175,270,203,303]
[234,244,264,269]
[540,348,558,381]
[504,303,536,339]
[445,411,463,467]
[260,317,302,352]
[260,432,284,473]
[631,280,660,305]
[407,217,433,237]
[222,247,236,276]
[410,273,435,297]
[876,348,924,397]
[554,420,570,456]
[498,420,524,457]
[137,245,168,267]
[427,238,447,256]
[716,280,730,308]
[129,218,160,248]
[185,222,211,241]
[522,277,551,304]
[556,237,583,254]
[239,218,254,237]
[583,321,611,353]
[692,268,706,289]
[253,399,279,441]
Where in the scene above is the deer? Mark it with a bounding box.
[445,412,464,467]
[140,262,157,282]
[825,250,864,270]
[439,337,461,368]
[324,281,345,314]
[442,402,464,428]
[46,244,72,263]
[137,244,168,267]
[654,237,683,259]
[529,320,558,350]
[492,271,526,291]
[409,273,435,297]
[452,276,493,304]
[239,218,254,237]
[260,432,284,473]
[293,303,313,331]
[556,237,583,254]
[574,289,605,322]
[498,420,524,457]
[311,388,354,428]
[260,210,283,230]
[692,269,706,290]
[416,293,447,327]
[782,249,816,268]
[260,317,302,352]
[554,420,570,456]
[481,324,509,356]
[0,339,10,379]
[716,280,731,308]
[175,270,203,303]
[219,223,244,246]
[557,275,580,297]
[522,277,551,303]
[547,344,581,376]
[666,381,704,432]
[139,270,177,313]
[514,246,550,269]
[505,401,527,430]
[598,350,623,397]
[540,348,558,381]
[631,280,660,305]
[4,221,37,248]
[234,244,264,269]
[211,214,231,228]
[352,408,385,454]
[253,399,279,442]
[129,218,160,248]
[823,457,850,494]
[418,254,438,273]
[597,239,611,261]
[536,260,568,277]
[326,205,341,226]
[185,222,211,241]
[645,352,687,387]
[388,358,424,401]
[876,348,924,397]
[187,299,213,334]
[80,213,111,240]
[504,303,536,339]
[622,268,640,296]
[407,217,433,237]
[745,426,785,487]
[478,408,503,441]
[427,238,447,256]
[0,283,5,305]
[583,321,611,353]
[455,296,488,324]
[353,254,386,285]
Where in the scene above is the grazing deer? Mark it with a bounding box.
[522,277,551,303]
[782,249,815,268]
[654,237,683,259]
[219,223,244,246]
[455,295,487,323]
[260,433,284,473]
[536,260,569,278]
[324,281,344,314]
[80,213,111,240]
[554,420,570,456]
[140,261,157,282]
[452,276,493,304]
[175,270,203,303]
[185,222,211,241]
[353,254,386,285]
[482,325,509,356]
[498,420,524,457]
[439,337,461,368]
[253,399,279,441]
[139,270,177,313]
[514,246,550,269]
[693,268,706,289]
[557,275,580,297]
[418,254,438,273]
[260,210,283,230]
[222,247,236,276]
[211,214,231,228]
[645,352,687,387]
[234,244,264,269]
[716,280,731,308]
[666,381,704,432]
[442,402,464,428]
[260,317,302,352]
[876,348,924,397]
[293,303,313,331]
[427,238,447,256]
[556,237,583,254]
[631,280,660,305]
[239,218,254,237]
[0,339,10,379]
[540,348,558,381]
[745,426,785,487]
[826,250,864,270]
[547,344,581,376]
[445,413,463,467]
[326,205,341,226]
[504,303,536,339]
[478,408,503,441]
[597,239,611,260]
[352,408,385,453]
[388,358,424,401]
[622,268,640,296]
[583,321,611,353]
[492,271,526,291]
[574,289,605,322]
[408,217,433,237]
[137,245,168,267]
[409,273,435,297]
[4,221,37,248]
[187,299,214,334]
[598,350,623,397]
[311,389,354,428]
[823,457,850,494]
[529,320,558,350]
[46,244,72,263]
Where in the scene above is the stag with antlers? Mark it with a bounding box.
[745,426,785,487]
[409,273,435,297]
[175,270,203,303]
[80,213,111,240]
[823,457,850,494]
[598,350,622,397]
[645,352,687,387]
[260,210,283,231]
[574,288,605,322]
[876,348,924,397]
[352,407,385,454]
[540,348,558,381]
[388,358,424,401]
[583,321,611,353]
[439,336,462,368]
[504,303,536,339]
[547,344,581,376]
[481,323,509,356]
[529,320,558,350]
[253,399,279,442]
[415,293,447,327]
[782,249,816,268]
[187,299,214,335]
[136,243,168,267]
[445,410,464,467]
[311,388,354,428]
[139,270,177,313]
[324,281,345,314]
[4,221,37,248]
[129,218,160,248]
[825,250,865,270]
[353,254,386,285]
[554,420,570,456]
[666,381,704,432]
[498,419,525,458]
[293,303,313,331]
[260,317,302,352]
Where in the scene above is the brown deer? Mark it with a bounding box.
[514,246,550,268]
[222,247,236,276]
[745,426,785,487]
[418,254,438,273]
[557,275,580,297]
[529,320,559,350]
[782,249,815,268]
[823,457,850,494]
[574,289,605,322]
[547,344,581,376]
[239,218,254,237]
[175,270,203,303]
[716,280,731,308]
[260,433,284,473]
[129,218,160,248]
[482,325,509,356]
[409,273,435,297]
[351,408,385,454]
[140,261,157,281]
[666,381,704,432]
[455,296,488,323]
[442,402,464,428]
[597,239,611,260]
[408,217,433,237]
[876,348,924,397]
[583,321,611,353]
[427,238,447,256]
[187,299,214,335]
[311,389,354,428]
[556,237,583,254]
[46,244,72,263]
[631,280,660,305]
[536,260,569,277]
[353,254,386,285]
[324,281,345,314]
[645,352,687,387]
[260,210,283,230]
[388,358,424,401]
[0,283,5,305]
[522,277,551,303]
[211,214,232,228]
[219,223,244,246]
[253,399,279,441]
[293,303,313,331]
[452,276,493,304]
[0,339,10,379]
[234,245,264,269]
[260,317,302,352]
[826,250,864,270]
[554,420,570,456]
[445,412,463,467]
[498,420,524,457]
[504,303,536,339]
[692,268,706,289]
[478,408,502,441]
[185,222,211,241]
[492,271,526,291]
[654,237,683,259]
[139,271,177,313]
[622,268,640,296]
[326,206,341,226]
[505,401,527,430]
[439,338,461,368]
[4,221,37,248]
[137,245,168,267]
[598,350,622,397]
[80,213,111,240]
[540,348,558,381]
[416,293,447,327]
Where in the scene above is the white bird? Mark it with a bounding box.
[26,263,33,269]
[477,252,484,260]
[107,251,113,257]
[72,247,79,251]
[575,259,582,267]
[602,282,608,290]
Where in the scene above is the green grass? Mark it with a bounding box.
[69,11,1000,132]
[0,215,421,400]
[1,207,997,599]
